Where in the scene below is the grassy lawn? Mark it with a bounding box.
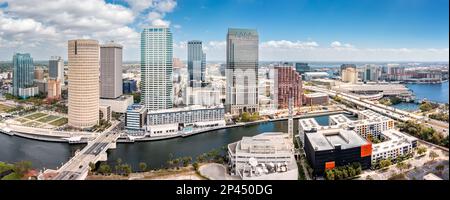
[49,118,68,126]
[15,118,29,123]
[1,172,22,180]
[24,112,47,120]
[24,121,42,127]
[0,104,13,112]
[37,115,60,123]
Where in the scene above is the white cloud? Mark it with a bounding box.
[172,39,449,62]
[330,41,355,49]
[173,24,182,29]
[0,0,178,60]
[261,40,319,49]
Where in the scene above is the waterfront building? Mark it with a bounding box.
[100,42,123,99]
[334,83,414,101]
[12,53,38,98]
[99,95,134,113]
[303,72,328,81]
[68,39,100,129]
[371,129,418,165]
[49,56,64,86]
[47,79,61,100]
[187,40,206,88]
[227,132,298,180]
[141,27,173,111]
[295,63,311,75]
[34,67,44,80]
[125,104,147,132]
[146,105,225,137]
[274,66,303,109]
[185,86,222,106]
[303,92,329,106]
[225,28,259,115]
[123,79,137,94]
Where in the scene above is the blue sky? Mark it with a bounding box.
[0,0,448,61]
[166,0,449,48]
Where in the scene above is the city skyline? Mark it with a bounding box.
[0,0,448,62]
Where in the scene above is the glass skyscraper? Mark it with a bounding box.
[187,40,206,88]
[141,27,173,111]
[12,53,34,96]
[225,28,259,115]
[49,56,64,86]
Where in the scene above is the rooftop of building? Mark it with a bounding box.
[372,129,417,154]
[127,104,145,111]
[100,41,123,48]
[329,114,353,125]
[230,132,294,155]
[227,28,258,35]
[298,118,321,130]
[306,128,369,151]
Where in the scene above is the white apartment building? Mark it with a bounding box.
[329,111,395,140]
[371,129,418,164]
[141,27,173,111]
[146,105,226,137]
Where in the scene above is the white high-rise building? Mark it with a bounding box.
[141,27,173,111]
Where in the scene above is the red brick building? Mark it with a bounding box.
[274,66,303,109]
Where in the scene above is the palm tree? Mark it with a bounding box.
[429,151,439,161]
[139,162,147,172]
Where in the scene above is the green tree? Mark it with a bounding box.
[379,159,392,169]
[121,164,132,176]
[325,169,335,180]
[98,163,111,175]
[420,102,433,112]
[417,146,427,156]
[240,112,251,122]
[396,162,408,173]
[193,162,199,171]
[429,151,439,161]
[139,162,148,172]
[13,161,32,177]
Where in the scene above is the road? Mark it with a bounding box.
[50,121,122,180]
[304,86,449,136]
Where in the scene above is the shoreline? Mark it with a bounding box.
[1,110,346,144]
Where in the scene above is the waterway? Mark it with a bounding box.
[406,81,449,103]
[390,82,449,112]
[0,115,331,171]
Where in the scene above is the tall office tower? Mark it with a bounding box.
[68,39,100,129]
[12,53,35,97]
[141,27,173,111]
[187,40,206,88]
[341,67,358,83]
[225,28,259,115]
[100,42,123,99]
[363,64,380,82]
[49,56,65,86]
[274,66,303,109]
[295,63,311,75]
